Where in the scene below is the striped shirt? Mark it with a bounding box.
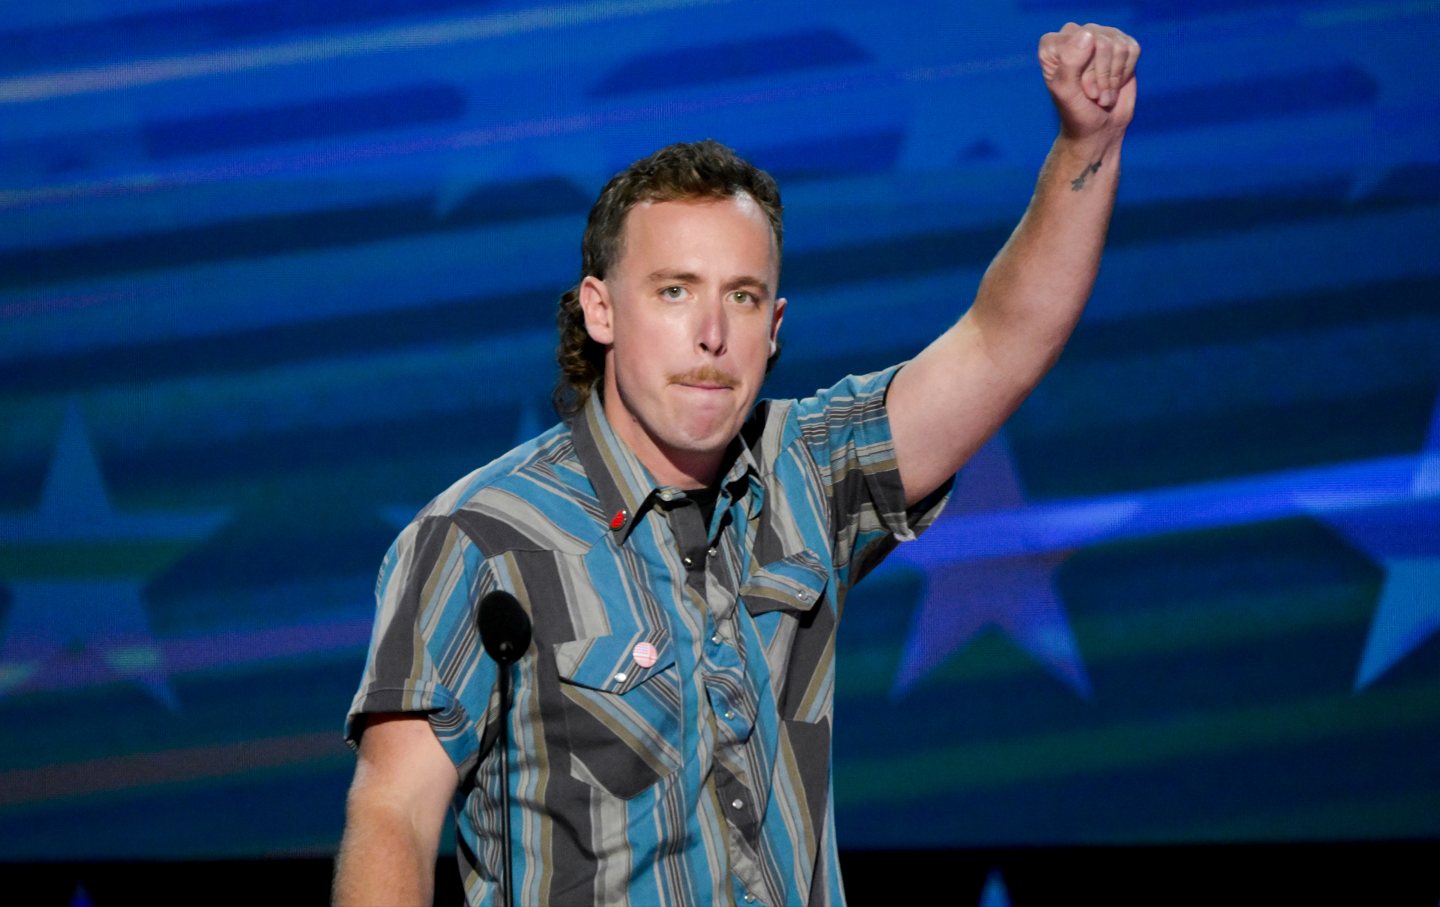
[347,366,949,906]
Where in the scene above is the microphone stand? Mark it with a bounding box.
[496,659,515,907]
[479,591,531,907]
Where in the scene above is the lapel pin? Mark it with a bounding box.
[632,641,658,668]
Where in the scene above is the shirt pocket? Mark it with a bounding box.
[740,548,829,617]
[553,630,684,800]
[741,549,833,724]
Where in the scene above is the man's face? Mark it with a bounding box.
[579,194,785,488]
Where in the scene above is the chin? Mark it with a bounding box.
[666,431,727,457]
[683,411,744,444]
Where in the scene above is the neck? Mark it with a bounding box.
[616,417,721,490]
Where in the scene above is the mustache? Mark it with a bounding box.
[668,366,737,388]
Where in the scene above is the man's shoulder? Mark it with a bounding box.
[403,420,594,537]
[747,367,902,458]
[742,396,799,461]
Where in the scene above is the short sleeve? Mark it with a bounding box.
[792,364,953,589]
[345,514,496,776]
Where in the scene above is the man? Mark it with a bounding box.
[336,21,1139,907]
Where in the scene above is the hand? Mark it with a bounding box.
[1038,23,1139,144]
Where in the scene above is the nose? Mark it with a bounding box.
[695,294,727,357]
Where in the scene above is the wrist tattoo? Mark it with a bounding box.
[1070,159,1103,191]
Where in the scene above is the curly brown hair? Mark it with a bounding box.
[552,140,784,417]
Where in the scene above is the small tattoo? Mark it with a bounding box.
[1070,159,1102,191]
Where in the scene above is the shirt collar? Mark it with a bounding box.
[569,386,763,544]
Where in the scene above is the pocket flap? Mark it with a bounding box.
[554,631,676,695]
[740,549,829,616]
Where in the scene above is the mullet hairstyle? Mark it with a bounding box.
[552,139,784,417]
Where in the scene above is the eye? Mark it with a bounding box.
[661,286,686,300]
[731,290,757,305]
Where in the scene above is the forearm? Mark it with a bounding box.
[333,714,458,906]
[333,795,442,906]
[968,129,1124,382]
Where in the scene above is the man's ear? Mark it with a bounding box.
[769,296,786,354]
[578,275,614,345]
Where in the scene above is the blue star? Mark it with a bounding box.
[1351,556,1440,690]
[0,403,228,707]
[889,395,1440,698]
[977,869,1011,907]
[887,436,1133,698]
[891,547,1090,698]
[1309,402,1440,690]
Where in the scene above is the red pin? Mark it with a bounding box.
[609,509,628,531]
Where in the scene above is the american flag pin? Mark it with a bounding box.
[632,641,658,668]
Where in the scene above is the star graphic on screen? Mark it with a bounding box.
[886,435,1138,698]
[888,394,1440,698]
[381,395,548,529]
[1306,399,1440,690]
[0,404,228,708]
[976,869,1012,907]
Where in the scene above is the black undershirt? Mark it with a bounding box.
[686,484,721,529]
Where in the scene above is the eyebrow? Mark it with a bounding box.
[645,269,702,285]
[725,276,772,297]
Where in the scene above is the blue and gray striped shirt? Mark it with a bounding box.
[347,365,950,905]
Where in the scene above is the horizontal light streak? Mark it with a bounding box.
[1,50,1020,209]
[0,0,730,105]
[0,613,373,698]
[0,731,348,810]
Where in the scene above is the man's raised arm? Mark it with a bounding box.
[333,714,459,907]
[888,23,1140,505]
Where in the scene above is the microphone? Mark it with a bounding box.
[477,590,531,907]
[479,590,532,666]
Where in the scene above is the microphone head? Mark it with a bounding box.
[479,590,532,667]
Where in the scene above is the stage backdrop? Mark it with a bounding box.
[2,0,1437,871]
